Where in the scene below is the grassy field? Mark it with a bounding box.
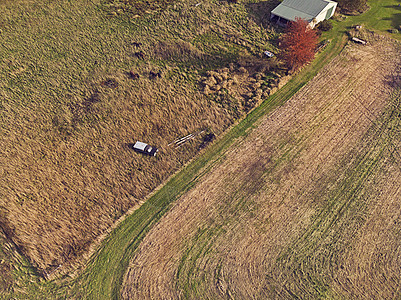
[319,0,401,42]
[0,0,284,282]
[0,0,400,299]
[122,35,401,299]
[355,0,401,36]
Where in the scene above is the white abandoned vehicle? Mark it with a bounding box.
[132,141,158,156]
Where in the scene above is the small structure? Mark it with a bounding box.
[132,141,158,156]
[351,37,367,45]
[271,0,337,28]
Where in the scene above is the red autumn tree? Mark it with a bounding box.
[280,18,318,71]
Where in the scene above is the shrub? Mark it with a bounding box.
[337,0,367,13]
[318,20,333,32]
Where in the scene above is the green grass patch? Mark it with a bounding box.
[322,0,401,41]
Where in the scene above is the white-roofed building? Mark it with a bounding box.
[271,0,337,28]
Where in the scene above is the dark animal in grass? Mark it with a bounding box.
[82,91,101,111]
[128,71,140,79]
[131,42,143,47]
[199,133,215,149]
[86,91,101,104]
[149,71,162,79]
[101,78,119,88]
[134,51,146,59]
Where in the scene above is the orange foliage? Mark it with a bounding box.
[280,18,318,71]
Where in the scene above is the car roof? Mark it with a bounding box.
[134,141,148,151]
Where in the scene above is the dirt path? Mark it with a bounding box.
[122,37,401,299]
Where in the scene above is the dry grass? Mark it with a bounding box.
[0,0,283,276]
[103,0,176,16]
[122,36,401,299]
[0,231,13,294]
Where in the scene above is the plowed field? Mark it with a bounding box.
[122,36,401,299]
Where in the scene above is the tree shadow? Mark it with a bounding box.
[382,3,401,30]
[383,73,401,89]
[245,0,282,31]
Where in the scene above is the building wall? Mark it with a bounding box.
[315,2,337,23]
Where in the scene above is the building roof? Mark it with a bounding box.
[271,0,336,22]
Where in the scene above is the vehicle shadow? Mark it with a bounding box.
[126,143,135,150]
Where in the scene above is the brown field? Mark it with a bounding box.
[122,36,401,299]
[0,0,285,276]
